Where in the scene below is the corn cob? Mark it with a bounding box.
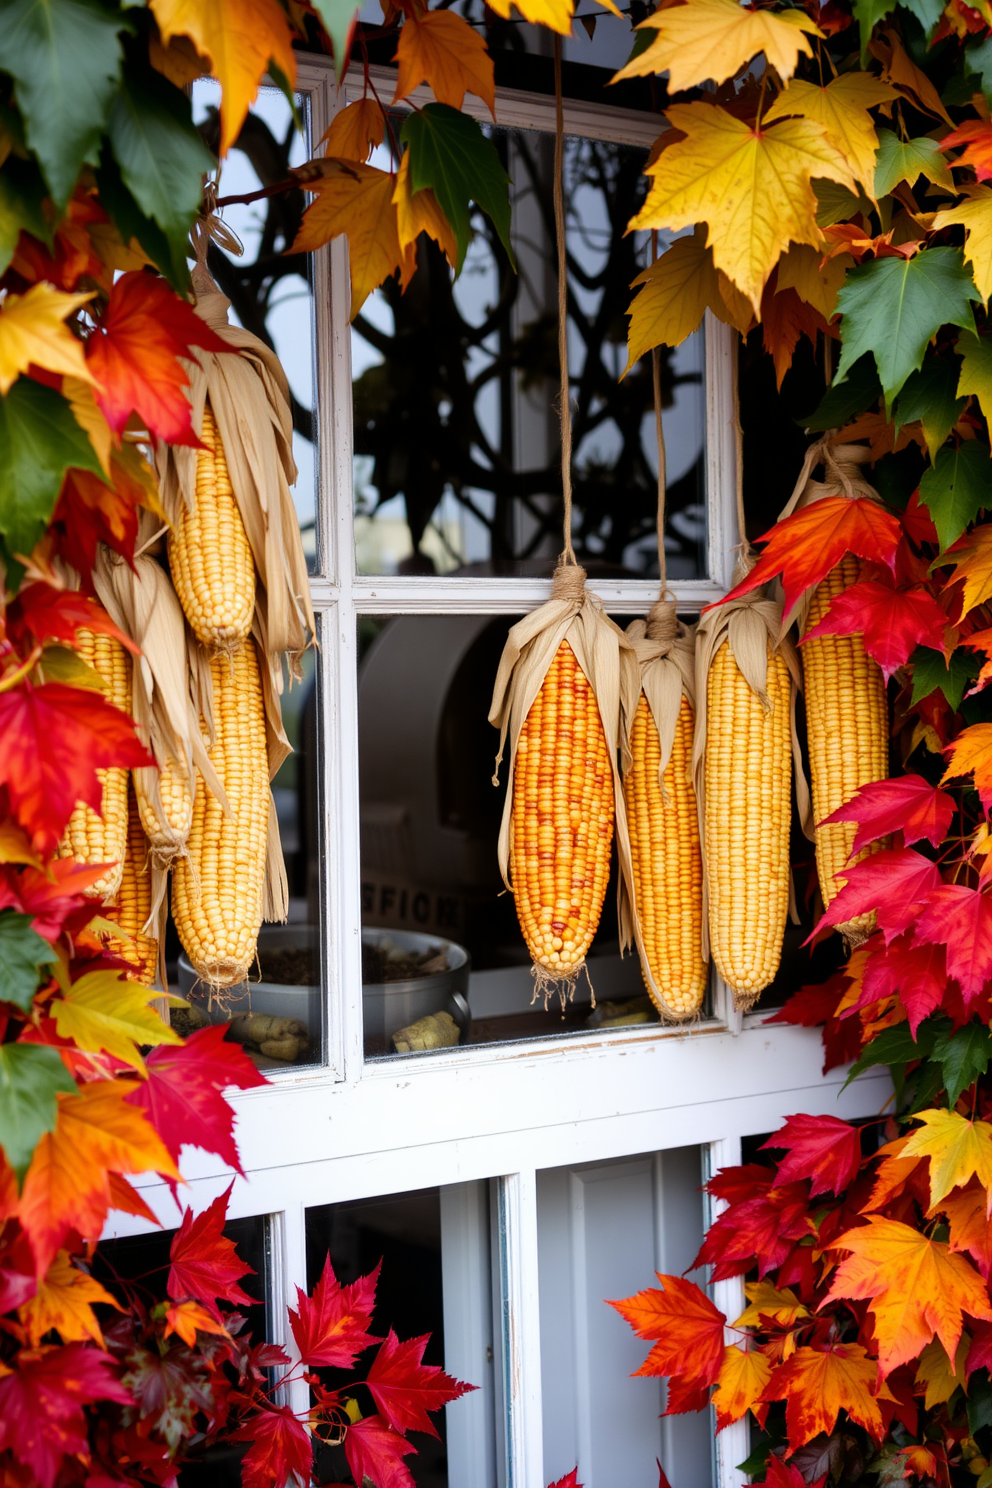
[167,402,255,651]
[625,693,706,1018]
[134,756,193,865]
[60,629,131,901]
[705,638,792,1000]
[172,638,269,986]
[802,554,889,935]
[107,786,158,983]
[510,640,613,984]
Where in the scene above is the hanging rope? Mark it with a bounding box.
[553,36,578,577]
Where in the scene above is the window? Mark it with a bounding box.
[116,55,894,1488]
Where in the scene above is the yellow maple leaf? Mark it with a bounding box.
[958,331,992,424]
[776,243,852,320]
[0,284,95,396]
[631,102,856,313]
[734,1280,810,1329]
[393,150,458,274]
[293,161,402,319]
[52,969,181,1074]
[933,189,992,306]
[943,524,992,617]
[64,376,112,476]
[613,0,821,91]
[18,1249,121,1348]
[624,231,752,370]
[902,1109,992,1212]
[394,10,495,115]
[914,1334,971,1408]
[871,28,952,125]
[486,0,619,35]
[712,1344,772,1428]
[149,0,297,157]
[322,99,386,164]
[764,73,896,194]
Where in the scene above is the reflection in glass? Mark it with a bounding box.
[192,81,318,566]
[353,131,706,579]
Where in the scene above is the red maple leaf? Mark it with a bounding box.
[8,584,136,654]
[809,848,942,945]
[941,119,992,180]
[695,1181,812,1281]
[167,1186,256,1314]
[0,1344,131,1488]
[289,1254,379,1368]
[801,579,947,679]
[901,488,939,548]
[763,1455,825,1488]
[657,1466,673,1488]
[859,936,948,1035]
[0,681,152,855]
[125,1025,266,1173]
[0,858,111,939]
[54,464,144,572]
[231,1404,313,1488]
[766,976,848,1028]
[707,1163,776,1205]
[366,1330,476,1437]
[344,1413,417,1488]
[609,1273,726,1386]
[714,496,901,622]
[820,775,955,854]
[85,272,233,445]
[762,1115,862,1197]
[548,1473,583,1488]
[914,884,992,999]
[663,1374,712,1413]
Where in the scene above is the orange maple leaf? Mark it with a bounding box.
[18,1081,179,1274]
[763,1344,883,1447]
[164,1300,232,1348]
[608,1273,726,1387]
[394,10,495,115]
[941,119,992,182]
[760,279,829,390]
[321,99,386,164]
[943,724,992,809]
[292,163,402,319]
[712,1344,771,1430]
[940,1179,992,1279]
[826,1217,992,1374]
[17,1250,121,1347]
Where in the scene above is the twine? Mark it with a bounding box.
[553,37,577,571]
[190,181,244,299]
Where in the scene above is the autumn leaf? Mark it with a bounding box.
[695,1179,812,1281]
[18,1080,178,1274]
[914,884,992,998]
[163,1299,231,1348]
[85,272,233,445]
[713,1344,772,1430]
[290,1253,379,1368]
[0,1343,132,1488]
[765,73,896,192]
[915,1334,970,1408]
[762,1460,811,1488]
[944,526,992,619]
[810,847,942,944]
[608,1273,726,1385]
[401,104,513,274]
[762,1114,863,1197]
[777,242,851,321]
[18,1249,120,1347]
[763,1344,883,1447]
[394,10,494,115]
[321,98,385,163]
[231,1404,314,1488]
[761,279,826,390]
[934,190,992,306]
[344,1412,417,1488]
[393,150,458,273]
[734,1280,809,1329]
[944,724,992,810]
[52,969,181,1074]
[293,162,402,319]
[167,1186,256,1313]
[716,497,901,622]
[860,937,948,1037]
[0,680,152,856]
[826,1216,992,1373]
[801,578,947,680]
[632,102,855,312]
[483,0,574,37]
[613,0,821,91]
[366,1330,476,1436]
[822,775,956,855]
[548,1474,582,1488]
[9,582,134,655]
[942,1181,992,1280]
[624,231,751,369]
[0,284,95,396]
[942,119,992,182]
[902,1109,992,1211]
[149,0,297,156]
[957,330,992,425]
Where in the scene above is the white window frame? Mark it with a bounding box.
[105,55,893,1488]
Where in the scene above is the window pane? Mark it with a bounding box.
[353,130,705,579]
[192,81,318,569]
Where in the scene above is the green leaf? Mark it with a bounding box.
[94,146,185,290]
[803,354,881,431]
[0,1043,76,1184]
[932,1020,992,1106]
[874,129,956,198]
[852,0,895,60]
[0,377,104,555]
[968,1372,992,1436]
[107,60,214,284]
[965,34,992,109]
[894,356,966,461]
[0,909,57,1014]
[310,0,360,81]
[898,0,944,37]
[401,104,514,275]
[0,0,126,211]
[918,438,991,551]
[836,248,980,413]
[814,179,875,229]
[845,1019,937,1087]
[0,154,50,276]
[958,331,992,426]
[911,645,979,711]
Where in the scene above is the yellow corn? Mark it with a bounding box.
[510,641,613,982]
[705,639,792,1001]
[107,786,158,983]
[60,629,131,902]
[625,694,706,1018]
[172,638,269,986]
[134,757,193,859]
[802,554,889,935]
[167,402,255,650]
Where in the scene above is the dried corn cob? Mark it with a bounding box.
[60,628,131,901]
[172,638,269,987]
[802,554,889,936]
[107,786,158,983]
[167,402,255,651]
[509,640,614,984]
[134,756,193,864]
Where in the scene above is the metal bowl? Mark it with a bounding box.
[362,928,471,1044]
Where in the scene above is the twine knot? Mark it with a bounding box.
[645,598,678,647]
[552,561,587,600]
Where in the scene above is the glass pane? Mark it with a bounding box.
[192,81,318,569]
[353,130,705,579]
[358,614,687,1057]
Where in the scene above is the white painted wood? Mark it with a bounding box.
[498,1173,545,1488]
[272,1204,312,1424]
[440,1182,498,1488]
[707,1138,750,1488]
